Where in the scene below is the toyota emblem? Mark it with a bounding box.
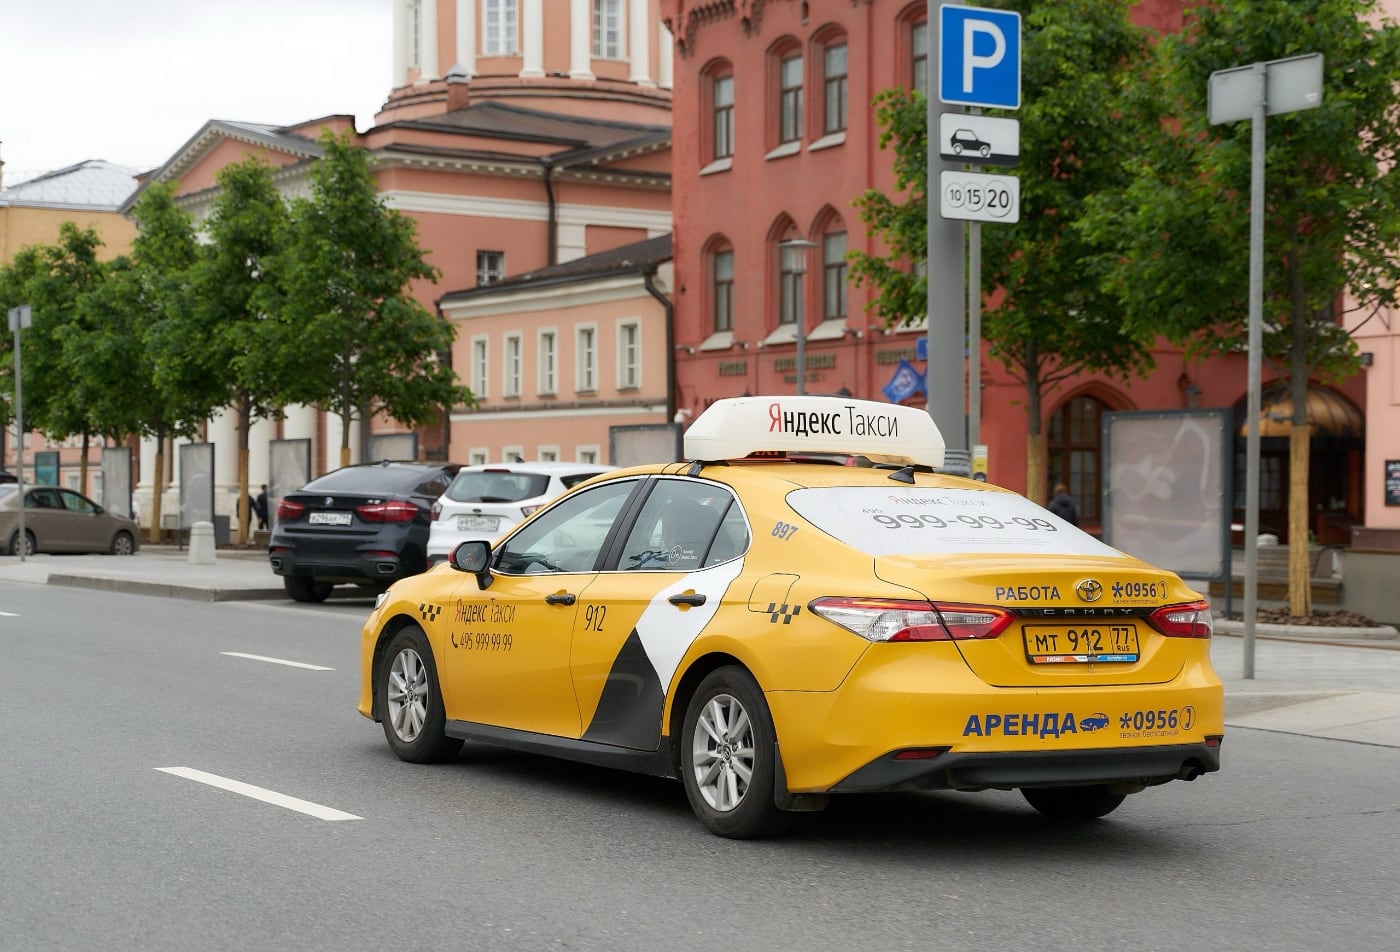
[1076,579,1104,602]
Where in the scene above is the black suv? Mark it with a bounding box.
[269,460,461,602]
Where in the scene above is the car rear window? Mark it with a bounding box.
[445,471,551,503]
[786,486,1128,558]
[303,464,451,496]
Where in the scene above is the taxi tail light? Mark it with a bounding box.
[1148,600,1214,639]
[809,597,1014,643]
[276,499,305,521]
[356,501,420,523]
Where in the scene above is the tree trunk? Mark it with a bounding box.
[149,439,165,544]
[1288,422,1312,617]
[340,410,353,469]
[236,398,251,547]
[79,434,90,495]
[1026,432,1046,507]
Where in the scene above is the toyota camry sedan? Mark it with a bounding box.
[358,396,1223,838]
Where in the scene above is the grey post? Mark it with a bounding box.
[8,305,31,561]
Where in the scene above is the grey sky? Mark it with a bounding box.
[1,0,391,182]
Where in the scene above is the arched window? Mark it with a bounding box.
[1047,395,1106,524]
[810,27,847,136]
[705,236,735,334]
[770,39,804,147]
[701,59,735,166]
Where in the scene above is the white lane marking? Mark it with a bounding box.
[221,652,333,671]
[0,611,18,617]
[156,767,361,821]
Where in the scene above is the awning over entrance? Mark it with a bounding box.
[1238,384,1364,438]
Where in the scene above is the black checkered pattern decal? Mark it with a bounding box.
[767,602,802,625]
[418,602,441,622]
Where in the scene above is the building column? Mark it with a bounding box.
[628,0,653,86]
[569,0,594,79]
[521,0,545,77]
[417,0,440,82]
[454,0,477,76]
[208,408,240,518]
[281,405,320,477]
[393,0,409,87]
[658,19,673,89]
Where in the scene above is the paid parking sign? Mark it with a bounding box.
[939,4,1021,110]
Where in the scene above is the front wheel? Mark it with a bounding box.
[284,575,333,603]
[1022,785,1126,820]
[378,626,462,764]
[680,667,791,839]
[111,531,135,555]
[9,530,35,557]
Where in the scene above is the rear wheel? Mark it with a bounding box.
[284,575,333,603]
[8,530,35,557]
[1022,785,1127,820]
[681,667,791,839]
[378,626,462,763]
[110,531,135,555]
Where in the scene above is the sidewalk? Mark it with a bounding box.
[2,547,1398,748]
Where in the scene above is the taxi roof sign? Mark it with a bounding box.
[683,396,946,468]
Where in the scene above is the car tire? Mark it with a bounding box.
[680,666,792,839]
[284,575,333,603]
[1022,785,1127,820]
[979,144,991,158]
[110,531,135,556]
[8,530,35,557]
[952,143,964,155]
[378,626,463,764]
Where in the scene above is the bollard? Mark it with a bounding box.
[188,521,216,565]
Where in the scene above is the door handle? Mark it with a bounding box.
[668,593,707,607]
[544,593,576,606]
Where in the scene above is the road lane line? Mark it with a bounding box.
[221,651,333,671]
[0,611,19,616]
[156,767,362,821]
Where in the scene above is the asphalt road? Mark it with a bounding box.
[2,582,1397,952]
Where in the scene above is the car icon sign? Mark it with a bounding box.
[950,129,992,158]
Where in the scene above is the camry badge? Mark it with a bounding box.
[1076,579,1104,602]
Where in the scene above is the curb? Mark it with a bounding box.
[47,574,287,603]
[1214,618,1399,641]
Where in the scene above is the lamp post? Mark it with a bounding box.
[779,238,818,396]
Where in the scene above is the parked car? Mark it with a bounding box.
[426,462,617,567]
[950,128,993,158]
[0,485,139,556]
[268,460,461,602]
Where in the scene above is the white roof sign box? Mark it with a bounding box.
[683,396,946,468]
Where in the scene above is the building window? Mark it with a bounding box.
[617,320,640,389]
[477,250,505,285]
[911,21,928,95]
[503,333,522,397]
[483,0,517,55]
[713,74,734,160]
[469,448,489,466]
[1047,396,1106,524]
[822,231,847,321]
[713,248,734,332]
[779,239,800,326]
[576,325,597,392]
[577,446,600,464]
[779,53,803,144]
[538,446,559,462]
[592,0,624,58]
[823,42,847,135]
[538,329,557,395]
[471,336,489,398]
[503,445,524,463]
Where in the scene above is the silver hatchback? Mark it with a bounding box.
[426,462,615,567]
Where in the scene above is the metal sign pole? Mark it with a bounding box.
[8,305,31,562]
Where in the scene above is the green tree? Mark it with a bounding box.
[193,158,289,545]
[0,224,107,490]
[271,132,471,468]
[87,184,217,540]
[850,0,1166,502]
[1085,0,1400,613]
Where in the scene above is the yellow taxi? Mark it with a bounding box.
[358,396,1223,838]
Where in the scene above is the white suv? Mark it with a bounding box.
[426,461,616,567]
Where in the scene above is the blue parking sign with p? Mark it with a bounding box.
[938,5,1021,110]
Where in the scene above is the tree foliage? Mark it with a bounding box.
[271,132,471,466]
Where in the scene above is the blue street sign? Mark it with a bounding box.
[939,4,1021,110]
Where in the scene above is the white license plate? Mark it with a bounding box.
[309,511,352,526]
[457,515,500,532]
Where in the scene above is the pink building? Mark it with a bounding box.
[123,0,674,532]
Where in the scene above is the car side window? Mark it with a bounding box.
[704,502,750,567]
[26,489,61,509]
[495,481,635,576]
[618,480,735,571]
[59,490,97,514]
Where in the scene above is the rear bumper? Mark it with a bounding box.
[831,741,1221,793]
[269,549,411,583]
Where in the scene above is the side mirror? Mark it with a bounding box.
[451,540,494,589]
